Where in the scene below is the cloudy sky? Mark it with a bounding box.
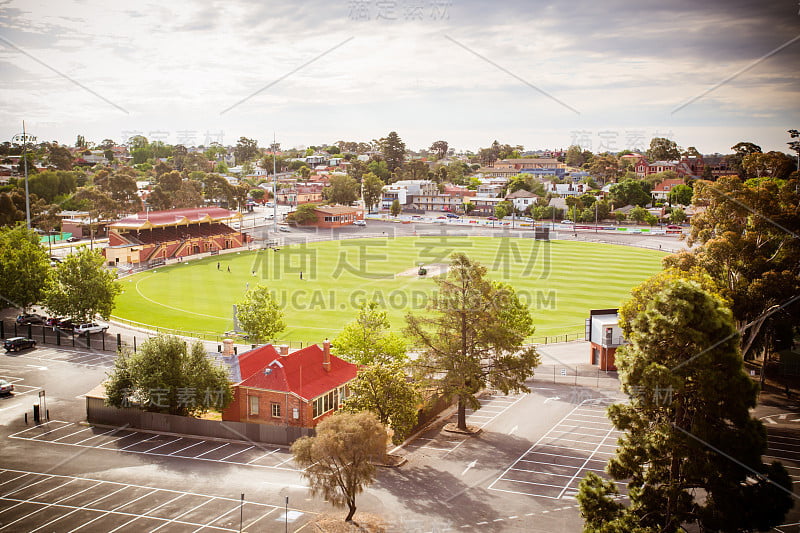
[1,0,799,155]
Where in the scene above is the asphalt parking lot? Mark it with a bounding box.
[761,415,800,533]
[402,392,527,458]
[0,468,311,532]
[488,398,623,500]
[9,421,299,472]
[4,345,116,369]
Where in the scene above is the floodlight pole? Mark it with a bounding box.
[272,134,278,234]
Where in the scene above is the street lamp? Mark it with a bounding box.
[11,122,35,229]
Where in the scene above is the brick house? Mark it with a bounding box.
[222,340,358,429]
[651,179,686,202]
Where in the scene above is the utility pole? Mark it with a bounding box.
[12,123,34,229]
[272,134,278,234]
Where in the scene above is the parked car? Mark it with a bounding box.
[4,337,36,352]
[519,217,533,222]
[666,224,682,230]
[446,213,460,219]
[74,323,109,335]
[436,215,447,220]
[0,379,14,395]
[66,236,80,242]
[353,220,366,226]
[45,317,62,327]
[487,216,498,221]
[278,226,291,233]
[560,219,574,224]
[53,318,76,331]
[16,313,45,325]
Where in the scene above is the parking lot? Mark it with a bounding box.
[403,392,527,457]
[488,398,624,500]
[762,421,800,533]
[4,346,116,369]
[0,468,310,532]
[9,421,299,472]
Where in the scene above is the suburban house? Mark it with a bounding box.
[634,155,707,180]
[305,205,363,228]
[587,309,626,371]
[222,340,358,429]
[381,180,438,210]
[651,179,686,202]
[410,194,462,212]
[505,189,540,212]
[547,182,588,197]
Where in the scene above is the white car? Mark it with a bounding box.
[74,323,109,334]
[353,220,366,226]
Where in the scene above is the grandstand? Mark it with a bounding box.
[103,207,249,267]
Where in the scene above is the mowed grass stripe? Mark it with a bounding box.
[112,237,664,342]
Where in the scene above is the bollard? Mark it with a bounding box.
[27,324,32,339]
[56,329,60,346]
[233,346,237,355]
[24,412,27,424]
[117,333,122,350]
[33,404,40,424]
[102,334,105,351]
[134,336,137,352]
[42,325,46,344]
[46,409,49,421]
[0,320,3,338]
[85,331,91,350]
[72,332,76,347]
[217,344,221,353]
[14,322,17,336]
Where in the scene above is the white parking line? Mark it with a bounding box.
[142,437,183,453]
[168,441,206,456]
[120,434,159,450]
[52,426,95,443]
[219,445,254,461]
[74,426,126,445]
[246,448,280,464]
[193,504,240,532]
[196,443,229,458]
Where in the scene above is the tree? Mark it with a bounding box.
[727,141,762,178]
[235,285,285,343]
[628,206,648,224]
[669,207,686,224]
[665,175,800,361]
[291,411,387,522]
[105,335,233,416]
[402,159,428,180]
[45,247,121,322]
[405,253,540,431]
[323,174,358,206]
[646,137,680,161]
[643,212,658,226]
[289,203,319,225]
[429,140,449,160]
[367,159,390,181]
[609,179,651,207]
[361,172,384,213]
[390,199,401,216]
[565,145,589,167]
[578,279,793,531]
[667,183,692,206]
[233,137,259,164]
[333,301,406,366]
[377,131,406,172]
[463,201,475,215]
[494,200,513,219]
[47,144,74,170]
[344,365,419,444]
[742,151,794,179]
[588,154,619,183]
[0,225,50,311]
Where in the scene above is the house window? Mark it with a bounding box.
[248,396,259,416]
[271,403,281,418]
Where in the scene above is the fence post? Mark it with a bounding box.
[0,320,3,338]
[102,334,105,351]
[27,324,32,338]
[42,325,46,344]
[133,336,137,352]
[85,331,91,350]
[597,369,600,388]
[117,333,121,351]
[72,333,75,347]
[14,322,18,336]
[553,365,556,383]
[574,366,578,386]
[56,330,60,346]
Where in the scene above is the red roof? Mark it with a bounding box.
[238,344,279,380]
[110,207,240,229]
[652,179,685,192]
[237,343,358,401]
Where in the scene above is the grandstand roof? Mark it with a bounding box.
[110,207,241,230]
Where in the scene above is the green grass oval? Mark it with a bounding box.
[112,236,665,342]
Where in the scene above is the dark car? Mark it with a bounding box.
[66,236,81,242]
[0,379,13,395]
[4,337,36,352]
[487,216,498,221]
[666,224,682,230]
[16,313,45,325]
[45,316,62,327]
[53,318,76,331]
[446,213,460,219]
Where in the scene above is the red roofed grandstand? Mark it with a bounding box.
[103,207,250,267]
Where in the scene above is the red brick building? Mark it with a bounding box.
[587,309,626,371]
[309,205,363,228]
[222,340,358,429]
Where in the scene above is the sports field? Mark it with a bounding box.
[112,236,665,343]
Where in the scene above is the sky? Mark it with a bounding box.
[1,0,799,155]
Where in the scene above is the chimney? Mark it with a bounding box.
[279,344,289,356]
[322,339,331,372]
[222,338,234,358]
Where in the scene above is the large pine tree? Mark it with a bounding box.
[578,278,793,532]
